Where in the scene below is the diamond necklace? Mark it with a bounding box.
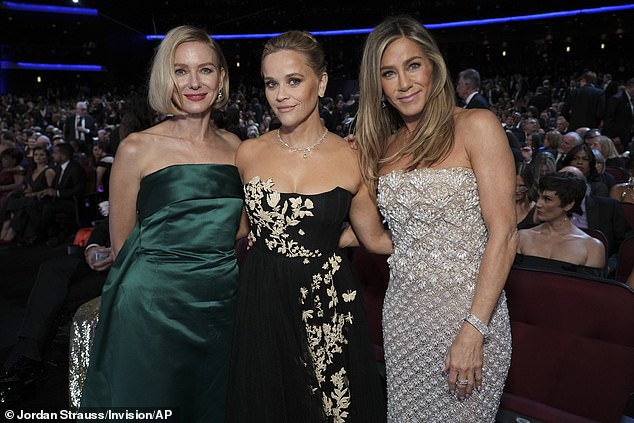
[275,128,329,159]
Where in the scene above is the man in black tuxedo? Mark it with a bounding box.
[0,219,110,402]
[64,101,97,143]
[561,71,605,131]
[555,132,583,170]
[603,77,634,153]
[456,68,490,109]
[23,143,86,245]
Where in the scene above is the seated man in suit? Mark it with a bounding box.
[0,218,110,402]
[560,166,632,275]
[21,142,86,246]
[456,68,490,109]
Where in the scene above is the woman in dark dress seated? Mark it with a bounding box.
[0,147,54,243]
[0,148,25,210]
[515,164,538,229]
[516,171,606,277]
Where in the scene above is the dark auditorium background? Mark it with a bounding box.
[1,0,634,96]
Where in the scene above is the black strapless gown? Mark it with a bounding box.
[227,177,386,423]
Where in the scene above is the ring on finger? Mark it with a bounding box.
[456,379,469,386]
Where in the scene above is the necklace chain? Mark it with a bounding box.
[276,128,329,159]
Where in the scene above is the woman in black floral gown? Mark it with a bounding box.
[227,31,393,422]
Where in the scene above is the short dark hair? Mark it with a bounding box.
[561,144,598,180]
[539,171,586,216]
[55,142,74,160]
[0,147,23,164]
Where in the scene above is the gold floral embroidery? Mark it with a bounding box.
[245,177,322,259]
[245,177,357,421]
[302,253,354,420]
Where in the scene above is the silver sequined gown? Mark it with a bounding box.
[377,167,512,422]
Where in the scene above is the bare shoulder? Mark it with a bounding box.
[236,132,272,163]
[329,132,357,158]
[117,131,152,159]
[216,128,241,150]
[455,107,502,134]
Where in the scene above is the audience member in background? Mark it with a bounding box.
[542,130,561,157]
[603,77,634,153]
[555,131,583,169]
[531,151,557,179]
[0,219,111,403]
[583,127,601,147]
[516,164,538,229]
[0,146,54,244]
[609,159,634,204]
[561,71,604,131]
[555,115,569,135]
[0,148,25,211]
[516,171,605,276]
[21,142,86,246]
[456,68,489,109]
[91,141,114,201]
[591,149,616,192]
[591,135,627,170]
[561,143,608,196]
[561,166,631,275]
[64,101,97,144]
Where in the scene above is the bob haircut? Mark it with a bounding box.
[539,171,586,216]
[148,25,229,115]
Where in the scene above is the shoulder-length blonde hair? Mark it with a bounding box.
[595,135,619,160]
[148,25,229,115]
[356,15,456,194]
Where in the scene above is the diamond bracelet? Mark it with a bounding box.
[464,313,489,338]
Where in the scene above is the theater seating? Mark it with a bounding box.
[500,265,634,423]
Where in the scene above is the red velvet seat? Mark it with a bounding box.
[605,167,629,184]
[621,202,634,230]
[501,266,634,423]
[615,236,634,283]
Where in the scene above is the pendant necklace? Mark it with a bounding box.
[276,128,329,159]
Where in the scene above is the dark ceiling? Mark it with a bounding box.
[2,0,634,93]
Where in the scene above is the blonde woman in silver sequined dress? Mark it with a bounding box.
[355,15,517,422]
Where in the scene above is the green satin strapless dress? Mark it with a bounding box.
[80,164,243,422]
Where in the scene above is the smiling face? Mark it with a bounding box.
[380,37,433,128]
[262,49,326,129]
[172,41,224,115]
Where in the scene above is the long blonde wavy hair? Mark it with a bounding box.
[356,15,456,194]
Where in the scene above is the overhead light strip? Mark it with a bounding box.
[147,4,634,40]
[1,61,103,71]
[1,1,98,15]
